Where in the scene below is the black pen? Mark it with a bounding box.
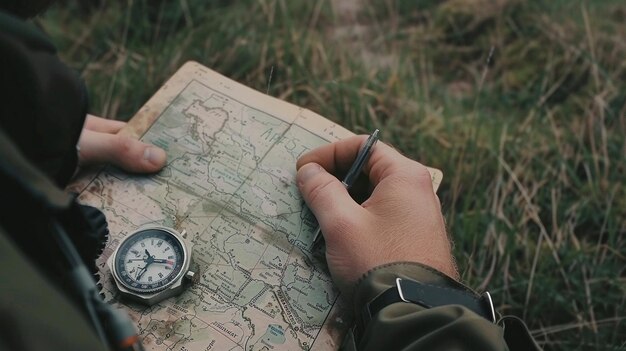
[311,129,380,246]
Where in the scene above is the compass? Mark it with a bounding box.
[107,226,194,305]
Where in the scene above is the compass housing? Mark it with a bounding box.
[107,226,193,305]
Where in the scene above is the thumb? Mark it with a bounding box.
[296,163,363,238]
[78,129,167,173]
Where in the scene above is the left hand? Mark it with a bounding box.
[77,115,167,173]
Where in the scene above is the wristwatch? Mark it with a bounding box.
[107,226,195,305]
[354,277,496,342]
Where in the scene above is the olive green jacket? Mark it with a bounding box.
[342,262,541,351]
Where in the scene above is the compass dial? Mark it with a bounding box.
[113,227,186,293]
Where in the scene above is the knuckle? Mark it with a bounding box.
[397,163,433,190]
[324,215,359,237]
[306,177,336,206]
[413,165,434,189]
[115,135,136,155]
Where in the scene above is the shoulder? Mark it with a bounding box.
[0,10,56,52]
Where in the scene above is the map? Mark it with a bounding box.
[70,62,442,351]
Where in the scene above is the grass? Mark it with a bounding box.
[38,0,625,349]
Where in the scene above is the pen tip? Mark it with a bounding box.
[372,129,380,138]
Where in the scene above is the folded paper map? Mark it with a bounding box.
[69,61,443,350]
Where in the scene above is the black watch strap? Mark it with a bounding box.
[355,278,496,342]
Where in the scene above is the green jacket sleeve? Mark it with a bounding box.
[342,262,541,351]
[0,227,108,351]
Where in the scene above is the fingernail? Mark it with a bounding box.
[297,163,322,186]
[144,147,167,166]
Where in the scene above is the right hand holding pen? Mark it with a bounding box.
[296,135,458,294]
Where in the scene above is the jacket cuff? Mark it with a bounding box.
[352,261,475,318]
[343,262,505,351]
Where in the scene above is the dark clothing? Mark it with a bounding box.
[0,126,106,350]
[343,262,541,351]
[0,10,87,187]
[0,10,540,351]
[0,226,106,351]
[0,10,107,350]
[0,9,105,281]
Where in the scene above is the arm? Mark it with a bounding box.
[296,136,537,350]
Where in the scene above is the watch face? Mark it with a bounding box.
[113,227,186,294]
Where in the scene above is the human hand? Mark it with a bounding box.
[296,135,457,294]
[77,115,167,173]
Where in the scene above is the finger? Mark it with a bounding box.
[78,129,167,173]
[297,135,417,187]
[83,114,127,134]
[297,135,366,173]
[296,162,365,241]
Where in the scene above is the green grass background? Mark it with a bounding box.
[38,0,625,349]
